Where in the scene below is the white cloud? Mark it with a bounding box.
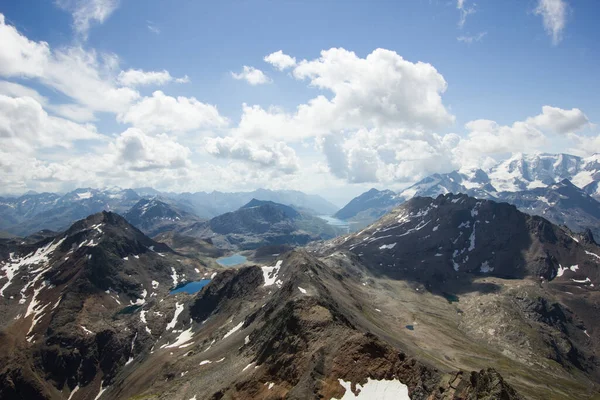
[118,69,172,86]
[264,50,297,71]
[147,21,160,34]
[457,119,546,156]
[117,69,190,87]
[0,81,48,105]
[0,94,101,152]
[231,66,271,85]
[236,48,454,141]
[534,0,568,45]
[0,16,141,117]
[0,15,139,117]
[118,90,228,133]
[0,14,50,77]
[526,105,588,134]
[111,128,191,171]
[48,103,97,122]
[317,128,457,184]
[204,137,299,173]
[567,134,600,157]
[457,0,476,28]
[56,0,120,39]
[457,32,487,44]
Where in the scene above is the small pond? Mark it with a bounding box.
[442,292,460,304]
[170,279,211,295]
[216,253,247,266]
[405,325,415,331]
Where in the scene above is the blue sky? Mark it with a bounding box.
[0,0,598,205]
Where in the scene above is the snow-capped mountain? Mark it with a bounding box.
[336,153,600,237]
[398,153,600,200]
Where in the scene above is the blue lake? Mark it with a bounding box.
[170,279,211,295]
[216,253,247,266]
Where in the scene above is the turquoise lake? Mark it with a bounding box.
[216,253,247,266]
[170,279,211,295]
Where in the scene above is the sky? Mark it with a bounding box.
[0,0,599,206]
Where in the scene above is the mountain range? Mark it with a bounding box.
[336,153,600,239]
[0,188,338,237]
[1,192,599,398]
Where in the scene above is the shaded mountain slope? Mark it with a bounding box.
[123,198,202,237]
[179,199,342,250]
[0,212,211,399]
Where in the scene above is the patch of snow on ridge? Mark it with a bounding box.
[1,237,65,297]
[332,377,411,399]
[166,302,184,330]
[94,382,108,400]
[171,268,179,287]
[557,265,567,277]
[379,243,396,250]
[262,260,283,286]
[223,321,244,339]
[480,261,493,273]
[468,222,477,251]
[163,327,194,348]
[298,287,307,294]
[585,251,600,260]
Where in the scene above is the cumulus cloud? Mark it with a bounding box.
[264,50,297,71]
[567,134,600,157]
[236,48,454,141]
[526,105,588,134]
[55,0,120,38]
[0,94,101,152]
[119,90,228,133]
[205,137,299,173]
[535,0,568,45]
[457,119,546,157]
[111,128,191,171]
[231,66,271,85]
[317,128,457,185]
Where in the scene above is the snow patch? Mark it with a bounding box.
[166,302,184,331]
[585,250,600,260]
[163,327,194,348]
[171,268,179,287]
[298,287,307,294]
[333,378,410,400]
[378,243,396,250]
[480,261,493,273]
[262,260,283,287]
[223,321,244,339]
